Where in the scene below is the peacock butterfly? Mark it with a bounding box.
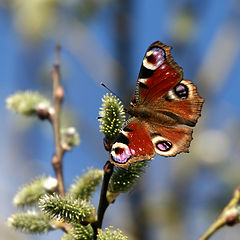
[110,41,204,168]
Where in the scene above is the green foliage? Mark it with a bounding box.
[108,160,151,195]
[13,176,57,207]
[61,127,81,151]
[6,91,51,116]
[39,193,95,224]
[69,224,94,240]
[8,211,54,233]
[68,169,103,200]
[97,227,128,240]
[98,93,125,141]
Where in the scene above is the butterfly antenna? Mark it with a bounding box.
[100,82,127,106]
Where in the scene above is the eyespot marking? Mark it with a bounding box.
[111,142,135,164]
[156,141,172,151]
[165,83,189,101]
[174,83,188,99]
[151,135,175,156]
[143,47,165,70]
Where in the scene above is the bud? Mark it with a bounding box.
[44,177,58,192]
[55,85,64,101]
[36,102,51,120]
[61,127,80,151]
[225,207,239,226]
[6,91,50,117]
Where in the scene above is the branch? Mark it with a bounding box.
[92,160,114,239]
[199,185,240,240]
[50,44,65,196]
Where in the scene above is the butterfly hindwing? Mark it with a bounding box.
[110,118,193,168]
[149,124,193,157]
[110,118,155,168]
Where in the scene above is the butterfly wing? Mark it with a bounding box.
[148,123,193,157]
[110,41,204,168]
[158,79,204,126]
[133,41,183,105]
[110,118,155,168]
[133,41,204,127]
[110,118,193,169]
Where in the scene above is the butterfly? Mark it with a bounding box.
[110,41,204,168]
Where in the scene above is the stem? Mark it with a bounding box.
[51,44,65,196]
[92,160,114,238]
[198,218,226,240]
[199,186,240,240]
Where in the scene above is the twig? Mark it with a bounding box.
[199,186,240,240]
[92,160,114,238]
[50,44,65,197]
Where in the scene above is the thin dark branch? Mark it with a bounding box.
[97,160,114,227]
[92,160,114,238]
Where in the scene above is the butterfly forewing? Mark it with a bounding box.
[134,41,183,105]
[160,79,204,126]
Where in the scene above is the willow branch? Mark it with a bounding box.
[50,44,65,197]
[199,186,240,240]
[92,160,114,238]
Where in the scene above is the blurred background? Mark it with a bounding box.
[1,0,240,239]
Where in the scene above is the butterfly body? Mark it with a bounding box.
[110,41,204,168]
